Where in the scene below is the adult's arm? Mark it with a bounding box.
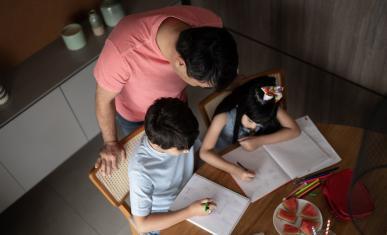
[94,84,125,175]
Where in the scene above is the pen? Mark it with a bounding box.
[301,173,332,185]
[236,161,248,171]
[297,167,339,183]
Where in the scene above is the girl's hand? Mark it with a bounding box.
[232,165,256,181]
[188,198,217,217]
[238,137,261,151]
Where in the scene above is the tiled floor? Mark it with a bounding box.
[0,134,128,235]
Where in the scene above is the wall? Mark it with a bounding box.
[192,0,387,95]
[0,0,99,72]
[0,0,177,74]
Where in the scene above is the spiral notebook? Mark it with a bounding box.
[223,116,341,202]
[170,174,250,235]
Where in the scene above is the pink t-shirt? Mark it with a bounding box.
[94,6,222,121]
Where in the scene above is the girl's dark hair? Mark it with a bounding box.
[145,97,199,150]
[214,76,281,143]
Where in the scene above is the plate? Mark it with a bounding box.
[273,199,323,234]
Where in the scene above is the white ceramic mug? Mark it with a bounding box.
[61,23,87,51]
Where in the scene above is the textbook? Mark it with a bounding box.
[170,174,250,235]
[223,116,341,202]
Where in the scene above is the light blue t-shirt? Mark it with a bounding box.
[216,108,263,150]
[128,135,194,217]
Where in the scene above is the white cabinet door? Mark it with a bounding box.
[0,88,87,191]
[0,162,24,212]
[61,60,100,140]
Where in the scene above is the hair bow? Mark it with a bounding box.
[261,86,284,102]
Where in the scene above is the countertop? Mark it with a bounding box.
[0,26,111,128]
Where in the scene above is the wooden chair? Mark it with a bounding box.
[89,126,145,235]
[198,68,286,128]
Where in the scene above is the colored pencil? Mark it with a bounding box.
[283,182,307,200]
[297,182,321,198]
[295,179,319,196]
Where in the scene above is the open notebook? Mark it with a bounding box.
[223,116,341,202]
[170,174,250,235]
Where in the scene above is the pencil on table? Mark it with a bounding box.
[297,182,321,198]
[295,179,319,197]
[283,182,307,200]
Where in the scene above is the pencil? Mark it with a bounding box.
[283,182,307,201]
[297,182,321,198]
[295,179,319,196]
[236,161,248,171]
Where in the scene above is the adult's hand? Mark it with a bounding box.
[95,141,126,176]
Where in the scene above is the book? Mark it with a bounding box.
[223,116,341,202]
[170,173,250,235]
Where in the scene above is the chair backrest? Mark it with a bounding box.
[198,68,286,128]
[89,126,145,235]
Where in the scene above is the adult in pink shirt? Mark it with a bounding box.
[94,6,238,175]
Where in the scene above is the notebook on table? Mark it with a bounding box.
[223,116,341,202]
[170,174,250,235]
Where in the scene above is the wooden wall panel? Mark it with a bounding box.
[192,0,387,95]
[0,0,99,72]
[234,33,383,128]
[279,0,387,95]
[191,0,281,48]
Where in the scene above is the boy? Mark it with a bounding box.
[128,98,216,234]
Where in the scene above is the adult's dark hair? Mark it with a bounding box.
[214,76,281,143]
[145,97,199,150]
[176,27,238,90]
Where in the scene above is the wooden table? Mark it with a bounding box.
[161,123,365,235]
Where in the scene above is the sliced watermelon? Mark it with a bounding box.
[282,198,298,213]
[276,209,297,224]
[301,203,318,219]
[300,219,319,235]
[283,224,299,235]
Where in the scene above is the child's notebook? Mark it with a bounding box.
[170,174,250,235]
[223,116,341,202]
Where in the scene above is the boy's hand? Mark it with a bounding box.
[188,199,217,216]
[232,165,256,181]
[95,141,126,176]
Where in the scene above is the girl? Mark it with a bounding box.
[200,76,300,181]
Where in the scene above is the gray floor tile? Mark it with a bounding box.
[0,182,97,235]
[44,135,127,235]
[115,224,132,235]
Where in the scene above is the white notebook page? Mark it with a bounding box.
[223,147,291,202]
[264,131,330,179]
[296,116,341,169]
[170,174,250,235]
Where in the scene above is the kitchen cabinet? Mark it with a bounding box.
[0,88,87,192]
[0,162,24,212]
[61,61,100,140]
